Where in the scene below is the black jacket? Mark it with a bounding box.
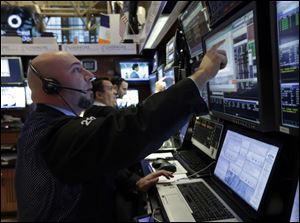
[15,78,208,221]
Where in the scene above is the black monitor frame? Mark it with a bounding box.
[269,1,299,136]
[1,57,24,85]
[204,2,276,132]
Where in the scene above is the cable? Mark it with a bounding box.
[57,92,78,117]
[151,207,162,222]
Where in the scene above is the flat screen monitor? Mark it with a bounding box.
[157,64,164,80]
[81,59,98,72]
[119,61,149,81]
[1,86,26,109]
[275,1,299,132]
[191,115,223,159]
[163,68,175,89]
[214,129,279,211]
[290,181,299,222]
[180,1,209,58]
[166,36,175,65]
[149,73,157,94]
[152,52,158,72]
[205,3,275,131]
[116,89,139,108]
[1,57,24,85]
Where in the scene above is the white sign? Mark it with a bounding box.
[1,44,59,55]
[61,44,137,55]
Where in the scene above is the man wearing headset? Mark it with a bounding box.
[16,41,226,221]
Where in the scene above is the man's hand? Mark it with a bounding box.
[190,40,228,88]
[155,77,167,93]
[136,170,174,192]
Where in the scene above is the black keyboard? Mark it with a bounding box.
[174,150,210,173]
[177,181,235,221]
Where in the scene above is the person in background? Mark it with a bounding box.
[130,63,140,78]
[84,77,174,221]
[110,76,129,98]
[15,41,226,221]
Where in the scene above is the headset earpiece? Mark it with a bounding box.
[42,78,61,94]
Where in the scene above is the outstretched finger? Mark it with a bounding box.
[211,39,225,50]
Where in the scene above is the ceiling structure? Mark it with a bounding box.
[0,1,109,17]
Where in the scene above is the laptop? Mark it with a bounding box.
[156,128,280,222]
[174,115,224,173]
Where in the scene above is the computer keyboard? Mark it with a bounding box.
[177,181,234,221]
[174,150,210,173]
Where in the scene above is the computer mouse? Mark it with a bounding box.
[152,159,177,173]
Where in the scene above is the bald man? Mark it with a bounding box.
[16,43,227,221]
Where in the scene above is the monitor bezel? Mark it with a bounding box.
[1,57,25,85]
[269,1,299,136]
[203,2,276,132]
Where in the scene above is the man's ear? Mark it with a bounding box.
[95,91,104,100]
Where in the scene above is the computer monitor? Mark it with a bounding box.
[157,64,164,80]
[191,115,223,159]
[214,128,280,211]
[1,86,26,109]
[163,68,175,89]
[116,89,139,108]
[166,36,175,66]
[204,2,275,131]
[152,52,158,73]
[149,73,157,94]
[180,1,209,58]
[290,180,299,222]
[119,61,149,81]
[273,1,299,134]
[1,57,24,85]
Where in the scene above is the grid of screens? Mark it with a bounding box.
[214,129,279,211]
[1,57,24,85]
[180,1,209,58]
[163,68,175,89]
[276,1,299,129]
[206,10,260,124]
[119,61,149,81]
[1,86,26,109]
[116,89,139,108]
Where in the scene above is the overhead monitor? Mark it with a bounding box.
[116,89,139,108]
[180,1,210,58]
[204,3,275,131]
[274,1,299,133]
[119,61,149,81]
[214,128,280,211]
[1,86,26,109]
[1,57,24,85]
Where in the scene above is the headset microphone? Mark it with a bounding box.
[29,62,88,95]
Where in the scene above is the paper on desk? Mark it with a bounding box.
[145,152,173,160]
[158,174,187,184]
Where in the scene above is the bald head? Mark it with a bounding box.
[28,51,95,114]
